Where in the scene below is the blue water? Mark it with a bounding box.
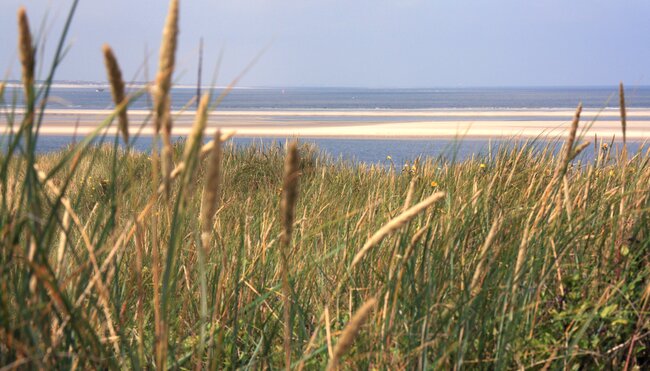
[7,84,650,110]
[28,135,498,163]
[24,135,645,165]
[3,84,649,162]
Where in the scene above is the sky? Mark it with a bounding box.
[1,0,649,88]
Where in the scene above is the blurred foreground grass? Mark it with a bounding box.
[1,137,649,369]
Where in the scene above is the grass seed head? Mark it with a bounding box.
[183,93,210,163]
[352,191,445,268]
[280,142,300,248]
[403,176,417,211]
[200,129,222,237]
[619,82,627,144]
[570,141,591,162]
[556,103,582,178]
[280,141,300,370]
[18,7,35,102]
[102,44,129,144]
[327,297,378,370]
[154,0,179,134]
[153,0,179,198]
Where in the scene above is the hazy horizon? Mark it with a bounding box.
[6,80,650,90]
[1,0,649,88]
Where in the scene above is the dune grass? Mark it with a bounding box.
[2,130,649,369]
[1,1,650,369]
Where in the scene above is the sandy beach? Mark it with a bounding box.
[3,108,649,139]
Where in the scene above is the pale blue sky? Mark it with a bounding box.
[1,0,649,87]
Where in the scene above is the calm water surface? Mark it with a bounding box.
[7,85,650,110]
[25,135,644,165]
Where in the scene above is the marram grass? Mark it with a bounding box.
[2,137,649,369]
[1,2,650,370]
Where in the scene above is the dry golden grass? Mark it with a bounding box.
[280,141,300,370]
[102,44,129,144]
[327,297,377,371]
[155,0,180,197]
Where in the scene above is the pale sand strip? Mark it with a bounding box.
[2,109,648,139]
[7,120,649,139]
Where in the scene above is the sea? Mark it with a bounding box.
[4,84,650,164]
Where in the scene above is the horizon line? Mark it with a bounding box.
[3,80,649,90]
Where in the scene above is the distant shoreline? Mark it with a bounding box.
[5,81,650,90]
[3,108,649,140]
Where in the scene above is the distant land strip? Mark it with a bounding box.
[2,109,649,139]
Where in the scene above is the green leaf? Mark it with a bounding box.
[600,304,618,318]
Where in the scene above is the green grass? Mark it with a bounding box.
[1,138,648,369]
[1,1,649,369]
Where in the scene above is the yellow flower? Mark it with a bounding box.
[386,155,392,160]
[479,163,486,169]
[608,170,615,177]
[430,181,438,187]
[621,245,630,257]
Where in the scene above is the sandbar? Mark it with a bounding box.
[2,108,648,140]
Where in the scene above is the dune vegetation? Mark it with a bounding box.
[1,1,649,369]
